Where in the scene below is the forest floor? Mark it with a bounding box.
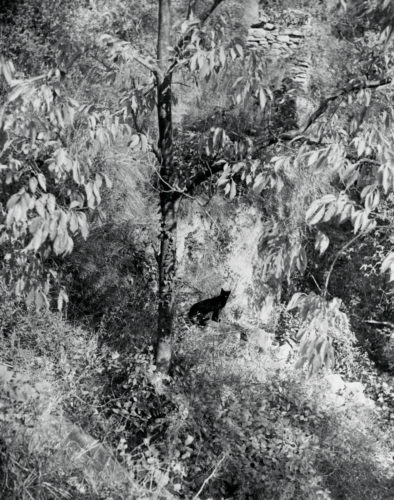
[1,296,394,499]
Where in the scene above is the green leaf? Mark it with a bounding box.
[72,161,83,185]
[29,216,43,235]
[306,204,325,226]
[232,162,244,174]
[7,84,26,103]
[29,177,38,194]
[259,88,267,110]
[77,212,89,239]
[295,356,308,369]
[217,172,229,187]
[229,180,236,200]
[381,252,394,275]
[296,247,307,273]
[212,127,223,148]
[234,44,244,59]
[6,192,21,210]
[287,292,305,311]
[353,211,364,234]
[315,230,329,255]
[57,288,69,311]
[140,134,148,152]
[85,182,95,209]
[37,173,47,191]
[319,194,337,204]
[253,173,267,193]
[102,173,113,189]
[69,212,78,233]
[47,194,56,214]
[35,288,48,311]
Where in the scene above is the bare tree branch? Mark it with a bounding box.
[363,319,394,330]
[132,52,161,77]
[301,76,392,135]
[255,76,392,152]
[192,454,227,500]
[193,0,225,25]
[183,160,225,195]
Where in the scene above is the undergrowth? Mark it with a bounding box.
[0,283,393,499]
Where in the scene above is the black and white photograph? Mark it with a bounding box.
[0,0,393,498]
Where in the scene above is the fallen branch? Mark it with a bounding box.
[192,453,227,500]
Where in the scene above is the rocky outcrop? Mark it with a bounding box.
[325,373,375,408]
[0,363,126,483]
[177,197,265,323]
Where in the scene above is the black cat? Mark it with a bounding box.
[188,288,231,326]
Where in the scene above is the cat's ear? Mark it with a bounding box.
[221,288,224,293]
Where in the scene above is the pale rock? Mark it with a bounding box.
[346,381,375,408]
[277,34,290,43]
[326,373,346,393]
[247,328,273,351]
[275,343,293,362]
[249,28,268,38]
[259,296,275,323]
[325,374,375,409]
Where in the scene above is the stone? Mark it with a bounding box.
[249,28,268,38]
[277,34,290,43]
[290,31,304,38]
[326,373,346,393]
[283,29,304,38]
[250,21,266,29]
[247,328,273,351]
[275,343,293,362]
[265,23,275,30]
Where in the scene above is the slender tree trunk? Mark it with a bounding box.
[156,191,179,373]
[154,0,225,372]
[155,0,177,373]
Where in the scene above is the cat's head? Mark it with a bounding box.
[220,288,231,298]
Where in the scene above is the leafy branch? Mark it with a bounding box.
[301,76,392,135]
[255,75,392,151]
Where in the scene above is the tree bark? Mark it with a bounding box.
[154,0,227,373]
[156,192,179,373]
[155,0,176,373]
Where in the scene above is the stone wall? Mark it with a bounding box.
[248,21,304,55]
[247,11,313,112]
